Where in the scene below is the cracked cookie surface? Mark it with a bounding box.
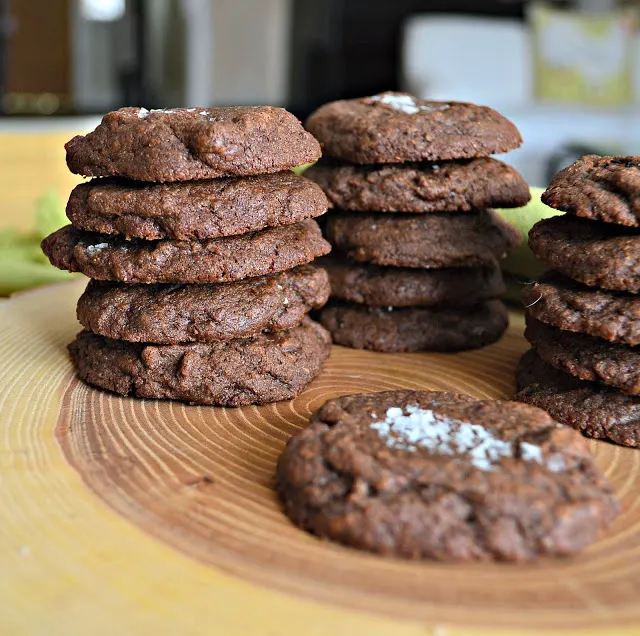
[77,265,330,344]
[67,173,328,240]
[321,256,505,307]
[516,350,639,448]
[68,317,331,406]
[325,209,520,269]
[319,299,508,352]
[42,220,331,284]
[542,155,640,227]
[524,316,640,395]
[528,214,640,292]
[522,271,640,346]
[305,92,522,163]
[66,106,321,182]
[277,390,618,560]
[306,158,530,213]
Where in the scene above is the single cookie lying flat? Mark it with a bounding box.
[525,316,640,395]
[542,155,640,227]
[319,300,508,352]
[277,390,618,560]
[325,210,520,269]
[67,173,328,240]
[66,106,321,182]
[528,214,640,292]
[305,92,522,164]
[523,272,640,346]
[68,317,331,406]
[515,350,639,448]
[322,256,505,307]
[306,158,530,213]
[42,220,330,283]
[77,265,330,344]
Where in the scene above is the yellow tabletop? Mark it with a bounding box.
[0,122,98,229]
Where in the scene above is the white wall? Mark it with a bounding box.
[209,0,291,106]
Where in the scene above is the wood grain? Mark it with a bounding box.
[1,280,639,635]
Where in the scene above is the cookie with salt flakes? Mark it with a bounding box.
[277,390,619,561]
[66,106,321,182]
[305,92,522,164]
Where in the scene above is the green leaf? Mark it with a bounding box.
[0,258,79,296]
[495,187,560,279]
[290,162,316,176]
[34,189,67,240]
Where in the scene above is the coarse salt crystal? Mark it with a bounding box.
[370,404,550,472]
[86,242,109,255]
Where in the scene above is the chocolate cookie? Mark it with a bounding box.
[67,173,328,240]
[68,317,331,406]
[66,106,321,182]
[515,350,639,448]
[325,210,521,269]
[306,158,530,213]
[319,300,508,352]
[542,155,640,227]
[277,390,618,560]
[77,265,330,344]
[523,272,640,346]
[42,220,331,284]
[305,92,522,164]
[528,214,640,292]
[322,256,505,307]
[525,316,640,395]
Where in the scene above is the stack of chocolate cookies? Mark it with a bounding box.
[304,92,529,352]
[42,106,333,406]
[516,155,639,448]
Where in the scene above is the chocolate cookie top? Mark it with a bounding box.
[77,265,330,344]
[304,92,522,164]
[516,350,639,448]
[528,214,640,292]
[525,316,640,395]
[325,210,521,269]
[319,300,508,353]
[67,173,328,240]
[542,155,640,227]
[322,256,505,307]
[66,106,321,182]
[277,389,618,560]
[42,221,330,284]
[69,317,331,407]
[523,272,640,346]
[306,158,530,213]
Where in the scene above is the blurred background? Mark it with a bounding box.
[2,0,640,188]
[1,0,639,292]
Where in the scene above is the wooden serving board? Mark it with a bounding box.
[1,280,638,636]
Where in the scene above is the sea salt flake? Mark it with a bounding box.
[186,108,197,112]
[545,454,567,473]
[420,104,451,113]
[371,93,419,114]
[86,242,109,255]
[370,404,546,472]
[370,93,451,115]
[137,107,149,119]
